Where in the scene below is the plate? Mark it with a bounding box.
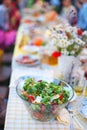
[22,45,41,53]
[78,98,87,119]
[15,55,40,67]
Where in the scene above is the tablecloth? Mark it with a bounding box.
[5,88,84,130]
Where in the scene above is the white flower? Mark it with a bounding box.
[68,40,73,46]
[58,40,66,48]
[71,51,75,55]
[74,45,79,49]
[63,35,68,40]
[82,31,87,35]
[61,49,69,55]
[75,38,85,46]
[48,24,87,56]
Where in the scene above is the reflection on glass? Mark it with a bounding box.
[73,78,86,96]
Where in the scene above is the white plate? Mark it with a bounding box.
[15,55,40,67]
[22,45,41,53]
[78,98,87,119]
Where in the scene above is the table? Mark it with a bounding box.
[4,88,79,130]
[4,6,87,130]
[4,39,87,130]
[5,85,86,130]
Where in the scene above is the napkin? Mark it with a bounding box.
[56,108,84,130]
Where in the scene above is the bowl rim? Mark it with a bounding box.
[16,76,74,105]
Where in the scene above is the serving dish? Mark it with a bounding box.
[16,76,74,121]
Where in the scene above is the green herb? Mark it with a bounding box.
[22,78,70,105]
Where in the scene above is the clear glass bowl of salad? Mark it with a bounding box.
[16,76,74,122]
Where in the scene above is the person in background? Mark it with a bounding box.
[76,0,83,12]
[59,0,77,26]
[50,0,60,6]
[0,0,16,50]
[77,0,87,30]
[9,0,21,30]
[50,0,61,12]
[18,0,28,10]
[72,0,77,7]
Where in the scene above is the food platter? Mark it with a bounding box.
[15,55,40,67]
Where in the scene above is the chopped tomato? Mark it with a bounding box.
[59,94,64,100]
[28,95,35,102]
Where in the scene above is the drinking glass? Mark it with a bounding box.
[39,46,59,69]
[73,77,86,96]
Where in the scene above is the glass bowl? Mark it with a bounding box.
[16,76,74,122]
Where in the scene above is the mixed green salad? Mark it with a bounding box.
[21,78,70,105]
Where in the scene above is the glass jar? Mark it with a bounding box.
[40,45,59,68]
